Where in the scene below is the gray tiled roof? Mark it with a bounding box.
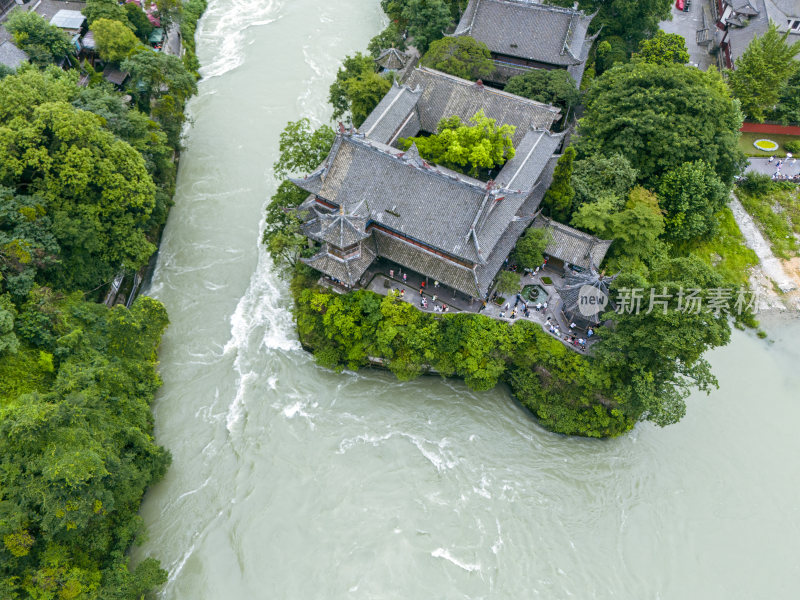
[315,211,370,247]
[302,238,376,288]
[475,217,531,295]
[495,128,564,193]
[768,0,800,18]
[360,82,422,144]
[453,0,594,66]
[532,215,612,269]
[730,0,759,15]
[0,41,28,69]
[374,230,480,297]
[557,265,617,326]
[375,47,409,70]
[291,133,528,263]
[404,67,560,145]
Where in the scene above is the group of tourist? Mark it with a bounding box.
[767,154,799,181]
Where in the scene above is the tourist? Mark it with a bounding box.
[500,311,506,318]
[419,287,424,295]
[400,289,405,298]
[587,327,594,337]
[442,304,448,313]
[432,294,437,303]
[421,281,425,290]
[389,269,394,279]
[543,301,548,311]
[504,302,510,310]
[434,280,439,289]
[769,155,775,163]
[403,273,407,283]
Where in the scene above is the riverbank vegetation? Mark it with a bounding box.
[736,174,800,259]
[1,0,207,593]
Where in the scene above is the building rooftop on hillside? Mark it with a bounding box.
[452,0,596,84]
[533,215,612,270]
[454,0,593,66]
[0,40,28,69]
[50,9,86,32]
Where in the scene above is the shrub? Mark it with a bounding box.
[784,140,800,154]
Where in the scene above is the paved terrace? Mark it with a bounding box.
[320,259,598,355]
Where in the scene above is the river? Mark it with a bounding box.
[135,0,800,597]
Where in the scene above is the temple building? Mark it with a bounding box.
[292,124,563,297]
[450,0,597,86]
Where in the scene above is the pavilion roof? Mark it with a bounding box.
[532,215,612,270]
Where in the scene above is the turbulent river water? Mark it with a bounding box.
[135,0,800,597]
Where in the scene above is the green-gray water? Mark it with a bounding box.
[136,1,800,597]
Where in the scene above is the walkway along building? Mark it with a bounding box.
[450,0,597,86]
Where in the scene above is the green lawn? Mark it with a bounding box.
[735,184,800,259]
[738,131,800,157]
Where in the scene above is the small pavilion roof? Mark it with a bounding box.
[532,215,612,270]
[375,47,409,70]
[558,263,617,326]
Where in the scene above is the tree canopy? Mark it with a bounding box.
[727,22,800,123]
[328,52,392,127]
[421,36,494,81]
[399,109,516,177]
[541,147,576,222]
[512,227,551,271]
[657,160,728,242]
[91,18,142,63]
[4,10,74,66]
[576,61,745,186]
[634,30,690,65]
[505,68,581,122]
[382,0,454,54]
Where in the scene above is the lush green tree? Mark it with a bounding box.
[505,68,581,119]
[594,255,731,426]
[541,147,576,221]
[399,109,516,177]
[549,0,672,46]
[273,118,336,179]
[155,0,183,28]
[512,226,551,270]
[82,0,132,27]
[367,23,406,57]
[595,35,628,74]
[344,71,393,127]
[727,22,800,122]
[421,36,494,81]
[634,30,689,65]
[0,64,15,79]
[0,295,171,600]
[91,18,142,64]
[576,61,745,185]
[124,2,154,42]
[4,10,74,66]
[572,186,665,266]
[0,72,157,289]
[495,270,521,296]
[401,0,453,54]
[328,52,392,126]
[0,295,19,355]
[329,52,376,121]
[657,160,728,242]
[265,120,336,267]
[772,69,800,124]
[122,48,197,147]
[571,152,637,210]
[122,48,197,110]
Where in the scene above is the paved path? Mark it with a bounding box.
[746,157,800,178]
